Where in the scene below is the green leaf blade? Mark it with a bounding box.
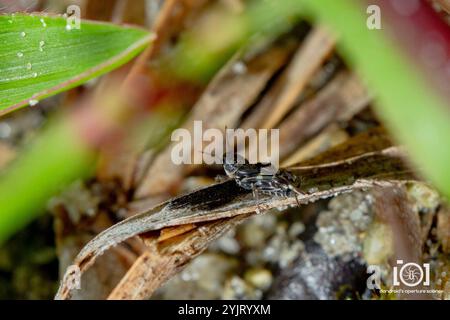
[0,14,152,114]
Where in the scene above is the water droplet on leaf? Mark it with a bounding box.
[232,61,247,75]
[0,123,12,139]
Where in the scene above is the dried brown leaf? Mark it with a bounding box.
[276,71,370,160]
[108,215,249,299]
[373,186,430,300]
[158,223,197,242]
[242,26,336,129]
[135,40,297,198]
[55,128,417,300]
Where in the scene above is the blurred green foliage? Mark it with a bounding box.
[0,14,152,113]
[298,0,450,199]
[1,0,450,245]
[0,117,95,244]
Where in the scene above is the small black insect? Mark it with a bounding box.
[221,152,303,212]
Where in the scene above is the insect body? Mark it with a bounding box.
[222,153,302,211]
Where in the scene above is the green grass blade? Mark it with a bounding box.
[0,14,153,115]
[0,117,95,244]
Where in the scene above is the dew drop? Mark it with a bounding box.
[0,123,12,139]
[40,18,47,28]
[308,187,319,194]
[17,52,24,58]
[29,99,39,107]
[66,24,72,31]
[39,41,45,52]
[26,63,32,70]
[232,61,247,75]
[20,32,26,37]
[32,72,38,78]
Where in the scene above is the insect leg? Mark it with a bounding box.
[294,192,301,207]
[252,184,263,214]
[287,184,302,207]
